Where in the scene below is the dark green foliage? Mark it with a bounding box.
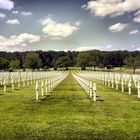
[53,56,71,68]
[25,52,42,70]
[9,60,20,70]
[0,50,140,70]
[124,56,140,74]
[54,67,57,70]
[76,51,90,68]
[0,57,9,70]
[107,65,113,70]
[81,67,86,70]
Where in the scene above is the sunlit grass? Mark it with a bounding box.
[0,72,140,139]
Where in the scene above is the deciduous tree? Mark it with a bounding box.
[9,60,20,71]
[124,56,140,74]
[25,52,42,71]
[0,57,9,70]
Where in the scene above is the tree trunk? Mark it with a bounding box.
[133,68,136,74]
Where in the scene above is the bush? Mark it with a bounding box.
[65,67,69,70]
[107,65,113,70]
[54,67,57,70]
[9,69,13,72]
[43,66,49,71]
[81,67,86,71]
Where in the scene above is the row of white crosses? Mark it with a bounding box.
[35,72,68,100]
[78,71,140,99]
[0,71,67,95]
[73,73,96,102]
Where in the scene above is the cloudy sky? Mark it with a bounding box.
[0,0,140,52]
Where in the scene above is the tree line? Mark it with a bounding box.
[0,50,140,73]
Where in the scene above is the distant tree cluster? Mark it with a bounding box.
[0,51,77,71]
[0,50,140,73]
[76,50,140,73]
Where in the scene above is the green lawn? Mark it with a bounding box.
[0,72,140,140]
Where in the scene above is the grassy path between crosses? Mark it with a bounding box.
[0,72,140,139]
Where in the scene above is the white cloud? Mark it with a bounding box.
[6,19,20,24]
[105,45,112,49]
[0,13,6,18]
[133,10,140,22]
[0,0,14,10]
[73,46,101,52]
[12,10,19,14]
[135,47,140,51]
[129,30,139,35]
[0,33,40,52]
[81,4,86,9]
[131,45,136,48]
[0,46,24,52]
[20,11,32,16]
[134,10,140,16]
[109,23,128,32]
[133,15,140,23]
[12,11,32,16]
[41,18,79,39]
[83,0,140,17]
[75,21,81,26]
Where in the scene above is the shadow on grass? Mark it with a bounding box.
[96,99,104,102]
[96,95,104,102]
[40,95,51,100]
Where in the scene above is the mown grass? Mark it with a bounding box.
[0,72,140,140]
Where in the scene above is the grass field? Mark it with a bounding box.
[0,72,140,140]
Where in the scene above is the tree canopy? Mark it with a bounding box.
[25,52,42,70]
[124,56,140,74]
[9,60,20,70]
[0,50,140,71]
[0,57,9,70]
